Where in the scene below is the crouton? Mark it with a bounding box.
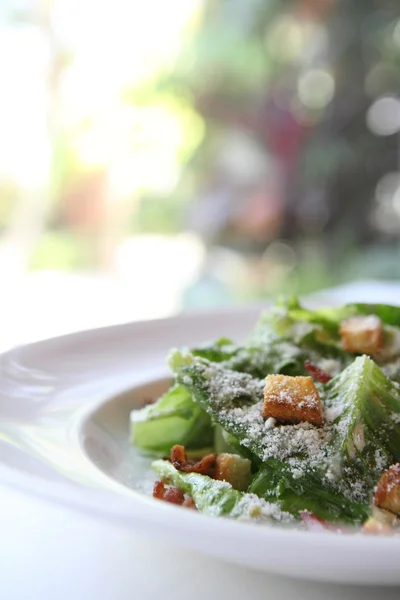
[374,463,400,515]
[263,374,323,426]
[362,507,399,535]
[339,315,383,355]
[215,453,251,491]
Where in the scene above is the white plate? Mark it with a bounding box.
[1,303,400,586]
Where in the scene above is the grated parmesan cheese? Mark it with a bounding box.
[232,493,294,523]
[186,356,394,506]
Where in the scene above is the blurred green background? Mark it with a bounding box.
[1,0,400,342]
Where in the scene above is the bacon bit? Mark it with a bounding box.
[300,511,330,532]
[182,497,197,510]
[163,487,185,505]
[153,480,166,500]
[300,511,349,533]
[304,360,332,384]
[187,453,217,476]
[153,480,186,506]
[170,444,187,466]
[170,444,217,477]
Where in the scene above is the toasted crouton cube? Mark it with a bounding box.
[215,453,251,491]
[263,375,323,426]
[362,517,394,535]
[362,507,399,535]
[339,316,383,355]
[374,464,400,515]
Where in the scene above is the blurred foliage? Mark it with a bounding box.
[29,231,88,271]
[0,180,18,229]
[134,194,186,234]
[2,0,400,303]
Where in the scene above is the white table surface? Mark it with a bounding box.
[2,279,400,599]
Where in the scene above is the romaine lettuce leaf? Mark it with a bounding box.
[131,384,213,454]
[249,297,400,351]
[324,355,400,489]
[173,352,400,522]
[131,298,400,526]
[152,458,293,523]
[248,459,369,524]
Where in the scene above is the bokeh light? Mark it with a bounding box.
[0,1,400,347]
[297,69,335,110]
[367,97,400,136]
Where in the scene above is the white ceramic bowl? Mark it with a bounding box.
[1,304,399,585]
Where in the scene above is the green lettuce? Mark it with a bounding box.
[131,384,213,454]
[173,353,400,522]
[152,459,293,523]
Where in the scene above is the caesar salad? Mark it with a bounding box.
[130,298,400,534]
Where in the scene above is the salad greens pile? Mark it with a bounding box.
[130,298,400,530]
